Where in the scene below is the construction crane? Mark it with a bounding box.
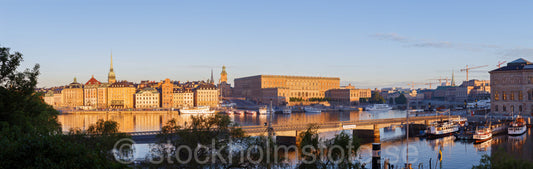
[460,65,488,82]
[425,82,435,89]
[497,61,507,68]
[407,82,423,89]
[430,77,451,86]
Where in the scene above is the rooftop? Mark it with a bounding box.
[491,58,533,72]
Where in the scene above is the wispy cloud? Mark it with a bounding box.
[499,48,533,59]
[371,33,502,52]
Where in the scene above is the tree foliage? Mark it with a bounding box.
[369,92,386,104]
[395,93,408,104]
[0,46,128,168]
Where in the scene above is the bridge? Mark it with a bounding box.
[128,115,461,143]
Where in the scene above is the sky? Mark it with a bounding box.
[2,1,533,89]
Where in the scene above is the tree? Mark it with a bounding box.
[0,46,127,168]
[395,94,408,104]
[369,92,385,104]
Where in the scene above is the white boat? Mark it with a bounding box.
[473,127,492,143]
[283,107,292,114]
[258,107,268,115]
[179,106,215,114]
[508,116,527,136]
[304,107,321,113]
[426,120,459,138]
[365,104,392,111]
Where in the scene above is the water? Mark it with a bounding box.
[57,110,532,168]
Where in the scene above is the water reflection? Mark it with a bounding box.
[58,110,410,132]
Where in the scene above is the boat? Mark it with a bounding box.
[245,110,256,115]
[365,104,392,111]
[473,127,492,143]
[508,116,527,136]
[258,107,268,115]
[282,107,292,114]
[304,107,321,113]
[234,110,243,115]
[179,106,215,114]
[426,120,460,138]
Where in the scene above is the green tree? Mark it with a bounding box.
[369,92,385,104]
[0,46,128,168]
[395,94,408,104]
[472,148,533,169]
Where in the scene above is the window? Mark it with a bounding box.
[503,106,507,112]
[511,92,515,101]
[511,105,515,113]
[519,91,523,101]
[519,105,523,112]
[502,92,507,101]
[494,91,500,101]
[495,105,498,111]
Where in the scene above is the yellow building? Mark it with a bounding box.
[43,91,55,107]
[218,66,232,98]
[135,87,160,109]
[325,84,371,105]
[194,84,219,107]
[62,77,84,108]
[53,90,62,108]
[233,75,340,104]
[83,75,101,108]
[107,81,136,109]
[173,89,194,108]
[97,85,109,109]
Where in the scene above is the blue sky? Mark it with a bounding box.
[2,1,533,88]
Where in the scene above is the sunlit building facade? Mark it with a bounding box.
[194,84,219,107]
[62,78,84,107]
[173,89,194,108]
[107,81,136,109]
[233,75,340,104]
[161,78,174,108]
[83,75,101,108]
[135,87,160,108]
[490,58,533,114]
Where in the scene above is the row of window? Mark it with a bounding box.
[494,104,533,113]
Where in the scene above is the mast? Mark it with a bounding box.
[406,100,410,166]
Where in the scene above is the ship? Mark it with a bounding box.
[304,106,321,113]
[508,116,527,136]
[179,106,215,114]
[283,107,292,114]
[426,120,459,138]
[365,104,392,111]
[473,127,492,143]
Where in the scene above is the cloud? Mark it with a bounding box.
[371,33,502,52]
[499,48,533,58]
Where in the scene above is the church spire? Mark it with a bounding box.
[451,70,455,86]
[210,69,214,84]
[108,51,116,84]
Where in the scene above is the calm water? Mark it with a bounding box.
[57,110,532,168]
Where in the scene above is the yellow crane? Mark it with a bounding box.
[460,65,488,82]
[407,82,423,89]
[430,77,450,86]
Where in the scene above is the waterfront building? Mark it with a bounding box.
[490,58,533,114]
[135,87,160,108]
[194,83,219,107]
[62,77,84,107]
[107,81,136,109]
[53,89,63,108]
[43,91,55,107]
[173,89,194,108]
[83,75,101,108]
[325,84,371,105]
[233,75,340,105]
[161,78,174,108]
[96,84,109,109]
[218,66,232,98]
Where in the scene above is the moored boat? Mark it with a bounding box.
[304,107,321,113]
[179,106,215,114]
[365,104,392,111]
[283,107,292,114]
[508,116,527,136]
[426,120,460,138]
[473,127,492,143]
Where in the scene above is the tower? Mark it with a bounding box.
[210,69,214,84]
[451,70,455,87]
[108,52,116,84]
[220,65,227,84]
